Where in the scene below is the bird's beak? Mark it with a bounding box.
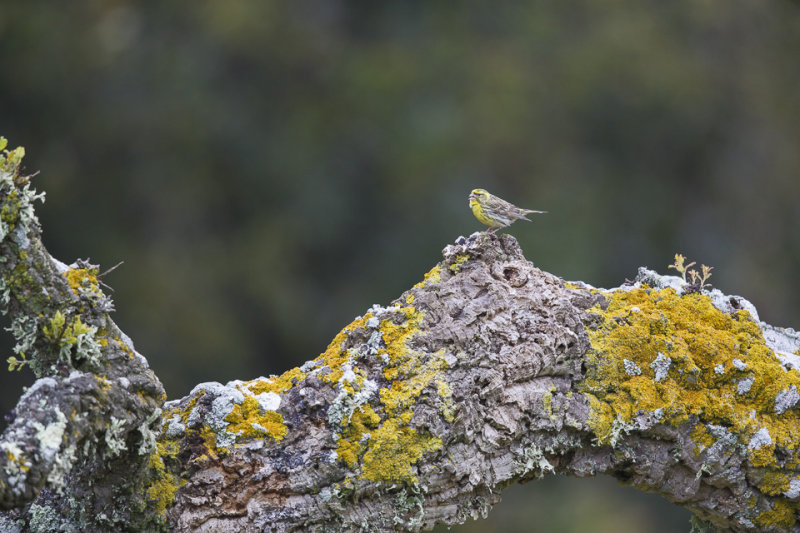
[469,192,476,199]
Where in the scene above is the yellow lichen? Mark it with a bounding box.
[690,424,714,455]
[360,418,442,484]
[314,314,373,383]
[437,380,455,422]
[759,470,791,496]
[335,405,382,467]
[224,395,287,442]
[63,267,102,299]
[378,307,425,378]
[754,500,796,529]
[197,425,222,460]
[413,265,441,289]
[245,367,306,396]
[449,254,470,274]
[145,441,183,516]
[579,286,800,473]
[543,387,555,419]
[323,303,448,484]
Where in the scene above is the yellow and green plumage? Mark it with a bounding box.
[469,188,546,233]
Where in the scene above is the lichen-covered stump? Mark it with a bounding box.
[0,139,799,532]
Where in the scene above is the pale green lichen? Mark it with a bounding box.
[392,483,427,529]
[42,311,102,367]
[104,416,127,458]
[6,315,37,372]
[137,408,162,456]
[33,408,67,463]
[47,442,76,490]
[28,503,71,533]
[514,443,554,477]
[0,515,23,533]
[0,139,45,242]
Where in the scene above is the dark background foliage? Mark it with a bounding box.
[1,2,798,531]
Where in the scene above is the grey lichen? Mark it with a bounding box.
[732,358,748,371]
[623,359,642,376]
[774,385,799,415]
[0,515,22,533]
[165,415,186,439]
[650,352,671,383]
[747,427,772,451]
[737,376,755,395]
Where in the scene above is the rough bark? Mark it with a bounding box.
[0,143,166,531]
[0,140,799,532]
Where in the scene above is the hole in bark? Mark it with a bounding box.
[614,464,634,483]
[775,448,789,463]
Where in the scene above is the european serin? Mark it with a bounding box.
[469,188,546,233]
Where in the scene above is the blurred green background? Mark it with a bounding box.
[1,1,799,531]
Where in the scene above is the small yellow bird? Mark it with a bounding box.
[469,188,546,233]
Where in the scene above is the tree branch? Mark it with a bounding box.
[0,141,166,531]
[1,139,799,532]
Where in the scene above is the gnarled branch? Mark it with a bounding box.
[0,140,799,532]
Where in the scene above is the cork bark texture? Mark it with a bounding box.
[157,233,800,532]
[0,140,799,532]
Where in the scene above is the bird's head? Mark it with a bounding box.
[470,189,489,201]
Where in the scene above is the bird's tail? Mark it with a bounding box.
[519,209,546,222]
